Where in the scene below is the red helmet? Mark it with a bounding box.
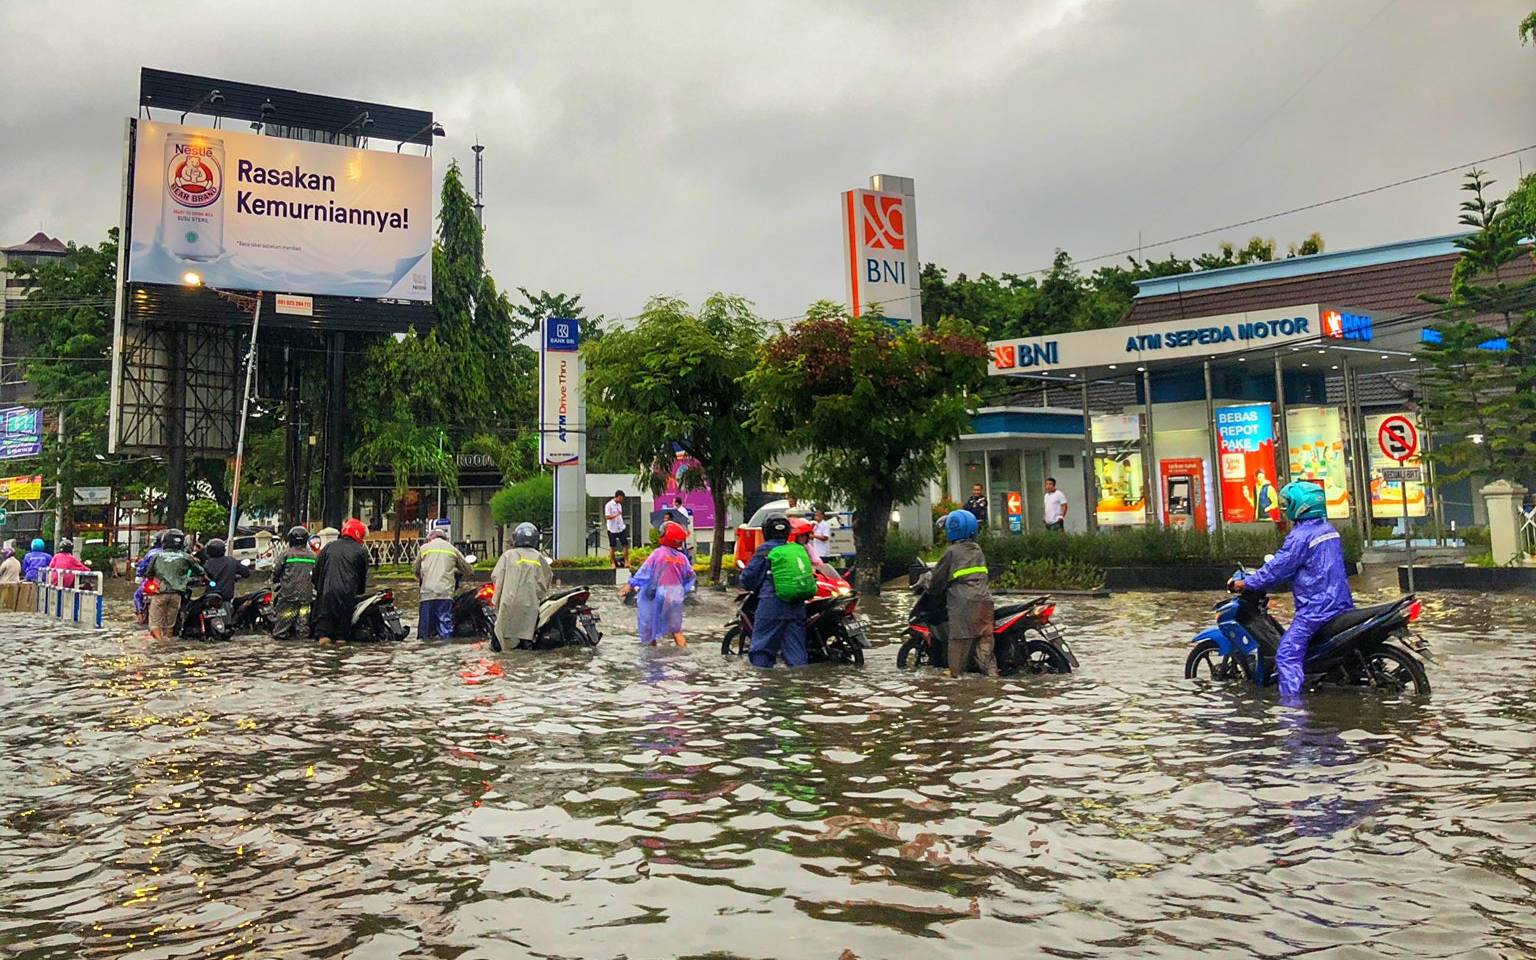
[788,518,814,544]
[659,521,688,549]
[340,519,367,543]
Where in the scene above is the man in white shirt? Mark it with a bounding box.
[809,507,833,564]
[1043,477,1069,531]
[604,490,630,567]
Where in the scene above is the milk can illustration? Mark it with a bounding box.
[163,133,224,261]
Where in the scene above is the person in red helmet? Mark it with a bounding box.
[313,518,370,644]
[620,520,695,647]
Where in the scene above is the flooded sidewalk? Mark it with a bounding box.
[2,581,1534,958]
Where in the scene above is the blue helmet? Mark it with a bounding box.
[30,538,44,551]
[943,509,979,542]
[1279,481,1327,522]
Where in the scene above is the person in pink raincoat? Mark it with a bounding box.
[620,521,695,647]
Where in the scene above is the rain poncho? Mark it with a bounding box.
[740,538,807,668]
[21,549,51,582]
[628,544,695,644]
[134,546,162,614]
[1243,517,1354,699]
[928,538,997,676]
[47,551,91,589]
[312,537,369,640]
[0,552,19,584]
[268,545,316,640]
[147,550,204,593]
[490,546,553,649]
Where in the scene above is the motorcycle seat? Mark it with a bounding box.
[1316,599,1408,639]
[546,586,584,601]
[993,596,1048,619]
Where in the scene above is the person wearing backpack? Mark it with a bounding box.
[931,509,998,678]
[740,514,812,668]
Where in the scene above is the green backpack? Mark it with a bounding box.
[767,543,818,603]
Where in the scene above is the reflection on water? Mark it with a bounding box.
[4,578,1536,958]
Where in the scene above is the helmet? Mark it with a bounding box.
[426,528,448,542]
[206,538,226,558]
[340,519,367,542]
[162,528,186,551]
[943,509,979,542]
[1279,481,1327,522]
[57,538,74,553]
[788,518,814,544]
[512,522,540,548]
[762,514,792,542]
[30,538,44,551]
[659,521,688,549]
[287,525,309,547]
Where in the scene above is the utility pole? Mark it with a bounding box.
[472,141,485,225]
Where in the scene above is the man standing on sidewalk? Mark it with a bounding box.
[964,483,989,527]
[605,490,630,568]
[1043,478,1069,531]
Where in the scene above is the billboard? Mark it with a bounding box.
[841,178,921,324]
[0,407,42,460]
[660,455,715,529]
[1216,403,1280,524]
[1091,414,1144,526]
[126,121,432,300]
[539,317,582,466]
[1365,412,1427,518]
[1285,406,1350,519]
[0,475,44,500]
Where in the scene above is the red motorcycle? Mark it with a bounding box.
[897,561,1076,674]
[720,565,869,665]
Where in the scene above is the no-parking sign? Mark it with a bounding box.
[1377,415,1419,463]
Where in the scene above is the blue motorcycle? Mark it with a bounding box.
[1185,567,1430,695]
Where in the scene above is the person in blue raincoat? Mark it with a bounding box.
[21,538,51,582]
[741,515,807,668]
[621,521,695,647]
[1229,481,1353,702]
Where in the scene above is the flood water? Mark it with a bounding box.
[3,574,1535,958]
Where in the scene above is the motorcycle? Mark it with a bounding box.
[143,578,235,642]
[720,565,870,665]
[490,586,602,651]
[343,590,412,643]
[1185,566,1430,695]
[450,581,497,638]
[897,560,1077,674]
[231,588,276,634]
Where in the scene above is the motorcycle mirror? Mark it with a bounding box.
[907,560,926,587]
[464,554,478,565]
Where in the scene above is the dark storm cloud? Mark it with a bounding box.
[1,0,1531,321]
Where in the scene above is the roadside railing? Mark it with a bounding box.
[36,567,105,629]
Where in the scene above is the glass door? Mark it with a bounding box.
[988,449,1022,533]
[1023,449,1048,531]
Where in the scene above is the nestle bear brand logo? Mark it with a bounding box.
[167,144,222,209]
[861,194,905,251]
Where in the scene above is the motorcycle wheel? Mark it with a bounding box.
[1185,639,1245,682]
[1351,643,1431,695]
[721,625,749,656]
[896,637,930,669]
[824,625,864,666]
[1017,638,1071,674]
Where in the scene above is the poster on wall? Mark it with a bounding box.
[1364,412,1428,518]
[0,407,43,460]
[1285,406,1350,519]
[127,120,433,300]
[660,454,716,529]
[1159,457,1208,531]
[1091,414,1145,526]
[1216,403,1280,524]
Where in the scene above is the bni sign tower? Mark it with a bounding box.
[540,317,585,559]
[841,175,922,324]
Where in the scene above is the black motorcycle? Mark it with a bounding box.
[720,577,868,666]
[897,561,1076,674]
[491,586,601,651]
[231,588,276,634]
[310,590,411,643]
[449,581,497,638]
[173,581,235,642]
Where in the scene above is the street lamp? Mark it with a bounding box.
[183,272,263,546]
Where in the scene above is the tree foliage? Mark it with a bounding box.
[750,304,988,594]
[183,499,229,538]
[584,294,767,583]
[490,474,553,529]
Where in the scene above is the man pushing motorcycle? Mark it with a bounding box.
[1227,481,1353,703]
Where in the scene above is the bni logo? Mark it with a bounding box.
[861,194,905,250]
[1321,309,1372,342]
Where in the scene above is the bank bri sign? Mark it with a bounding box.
[988,304,1374,375]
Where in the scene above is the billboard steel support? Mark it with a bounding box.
[322,332,346,527]
[166,327,187,526]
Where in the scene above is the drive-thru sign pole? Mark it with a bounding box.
[1378,414,1421,594]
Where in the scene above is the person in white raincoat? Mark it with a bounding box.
[490,522,553,651]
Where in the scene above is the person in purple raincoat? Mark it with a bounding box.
[1229,481,1353,702]
[621,521,695,647]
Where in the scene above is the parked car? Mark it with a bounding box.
[733,498,857,569]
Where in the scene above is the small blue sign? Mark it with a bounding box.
[545,317,579,352]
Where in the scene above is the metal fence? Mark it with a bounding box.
[1520,506,1536,558]
[35,567,105,629]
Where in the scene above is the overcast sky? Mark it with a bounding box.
[2,0,1532,322]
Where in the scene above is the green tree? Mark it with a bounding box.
[183,499,229,539]
[5,229,156,537]
[750,303,988,594]
[1420,170,1536,483]
[515,287,608,344]
[490,474,554,529]
[1520,9,1535,44]
[584,293,767,583]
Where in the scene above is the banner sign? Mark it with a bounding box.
[661,454,715,529]
[841,182,921,324]
[1216,403,1280,523]
[72,486,111,506]
[1365,413,1427,518]
[0,407,42,460]
[1090,413,1141,444]
[126,121,432,301]
[539,317,581,466]
[1285,406,1350,519]
[1094,453,1145,526]
[1159,457,1209,532]
[0,475,44,500]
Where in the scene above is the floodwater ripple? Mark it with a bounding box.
[2,580,1535,958]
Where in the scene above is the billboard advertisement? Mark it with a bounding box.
[539,317,581,466]
[1216,403,1280,524]
[1159,457,1209,532]
[1285,406,1350,519]
[1091,413,1145,526]
[126,120,432,301]
[658,455,715,530]
[0,475,44,500]
[0,407,42,460]
[841,181,920,324]
[1365,412,1427,518]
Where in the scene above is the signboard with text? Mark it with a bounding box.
[1365,412,1426,518]
[1285,406,1350,519]
[539,317,582,466]
[0,475,44,500]
[1216,404,1280,524]
[0,407,43,461]
[841,181,921,324]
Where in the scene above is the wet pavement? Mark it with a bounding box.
[3,573,1535,958]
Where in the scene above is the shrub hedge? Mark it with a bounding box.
[980,523,1362,570]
